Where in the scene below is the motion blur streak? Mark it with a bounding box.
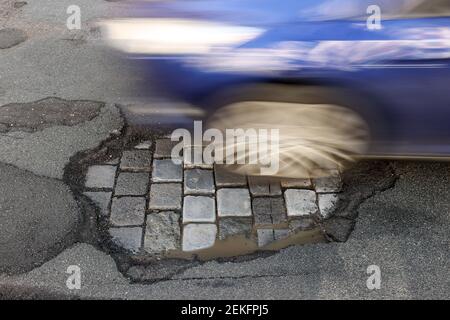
[100,0,450,177]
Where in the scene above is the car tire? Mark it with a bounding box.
[205,84,373,178]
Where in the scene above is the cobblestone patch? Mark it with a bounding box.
[120,150,152,172]
[214,164,247,187]
[110,197,146,226]
[80,139,342,257]
[149,183,182,210]
[219,218,252,240]
[154,139,178,158]
[144,212,181,254]
[182,223,217,252]
[152,159,182,182]
[184,169,215,195]
[284,189,318,217]
[248,176,282,196]
[115,172,149,196]
[183,196,216,223]
[217,189,252,217]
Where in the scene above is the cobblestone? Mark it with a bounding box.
[253,197,287,227]
[182,196,216,223]
[218,218,252,240]
[284,189,318,217]
[120,150,152,172]
[318,193,339,219]
[217,188,252,217]
[114,172,149,196]
[182,224,217,252]
[85,165,117,189]
[184,146,213,169]
[184,169,215,195]
[144,212,181,253]
[152,159,182,183]
[154,139,178,158]
[281,178,312,189]
[214,164,247,187]
[248,176,282,196]
[148,183,182,210]
[110,197,146,226]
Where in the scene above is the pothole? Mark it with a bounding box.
[64,122,398,282]
[0,97,103,133]
[65,128,346,265]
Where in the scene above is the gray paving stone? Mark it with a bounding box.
[144,212,181,253]
[252,198,272,226]
[217,188,252,217]
[270,197,288,225]
[289,218,316,233]
[184,146,213,169]
[284,189,318,217]
[274,229,290,241]
[83,191,112,216]
[152,159,182,182]
[257,229,275,247]
[182,223,217,252]
[318,193,339,219]
[184,169,215,195]
[148,183,182,210]
[313,170,342,193]
[85,165,117,189]
[253,197,287,227]
[214,164,247,187]
[135,140,152,150]
[248,176,282,196]
[110,197,146,226]
[120,150,152,172]
[218,218,253,240]
[114,172,149,196]
[109,227,142,253]
[281,178,312,189]
[154,139,178,158]
[183,196,216,223]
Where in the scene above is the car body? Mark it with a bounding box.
[102,0,450,159]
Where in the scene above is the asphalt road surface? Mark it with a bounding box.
[0,0,448,299]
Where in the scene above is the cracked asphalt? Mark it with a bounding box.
[0,0,449,299]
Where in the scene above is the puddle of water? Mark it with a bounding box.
[165,228,325,261]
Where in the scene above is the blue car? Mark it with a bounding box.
[102,0,450,177]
